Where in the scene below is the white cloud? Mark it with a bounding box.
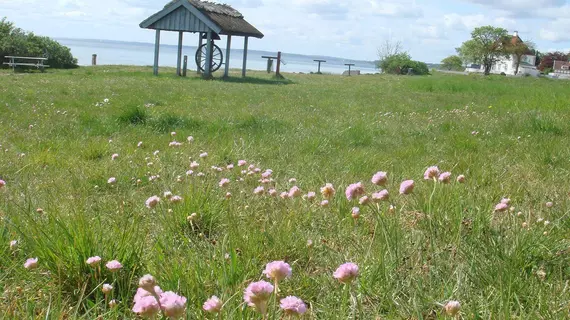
[540,18,570,42]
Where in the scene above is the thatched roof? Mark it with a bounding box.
[146,0,263,38]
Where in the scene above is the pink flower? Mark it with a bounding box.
[244,281,274,315]
[159,291,187,319]
[186,170,194,176]
[424,166,440,180]
[24,257,38,270]
[288,186,301,198]
[203,295,222,313]
[280,296,307,316]
[359,196,370,205]
[456,175,466,183]
[106,260,122,272]
[219,178,230,188]
[444,300,461,316]
[187,136,194,142]
[280,192,289,199]
[111,153,119,160]
[138,274,157,292]
[320,183,336,198]
[86,256,102,267]
[263,261,292,282]
[500,198,511,205]
[320,200,329,207]
[10,240,17,250]
[261,170,272,178]
[134,286,163,303]
[288,178,297,183]
[170,196,183,203]
[102,283,113,294]
[269,189,278,197]
[109,299,118,308]
[227,164,234,170]
[372,190,389,202]
[254,186,264,195]
[171,131,177,136]
[199,152,208,158]
[190,161,199,169]
[238,160,247,167]
[0,179,5,188]
[145,196,160,209]
[333,262,359,284]
[107,177,116,184]
[399,180,414,195]
[137,141,143,148]
[494,202,509,212]
[132,295,160,318]
[306,192,316,201]
[546,201,554,208]
[371,171,388,186]
[225,192,232,199]
[351,207,360,219]
[164,191,173,199]
[438,172,451,184]
[345,182,365,201]
[169,141,182,147]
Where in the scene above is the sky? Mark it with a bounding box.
[1,0,570,62]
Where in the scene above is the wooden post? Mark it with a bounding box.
[224,35,231,78]
[92,54,97,66]
[242,36,249,78]
[266,59,273,73]
[204,31,212,78]
[153,30,161,76]
[276,51,281,77]
[182,55,188,77]
[177,31,183,76]
[197,33,203,74]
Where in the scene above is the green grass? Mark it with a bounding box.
[0,66,569,319]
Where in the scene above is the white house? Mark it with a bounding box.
[466,31,539,76]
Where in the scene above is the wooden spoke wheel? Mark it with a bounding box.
[195,43,223,73]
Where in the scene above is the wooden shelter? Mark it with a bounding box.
[139,0,264,78]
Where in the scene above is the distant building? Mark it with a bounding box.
[465,31,539,76]
[553,60,570,74]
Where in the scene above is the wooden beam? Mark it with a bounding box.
[242,36,249,78]
[224,35,231,78]
[153,30,160,76]
[197,33,203,74]
[177,31,183,76]
[204,31,212,78]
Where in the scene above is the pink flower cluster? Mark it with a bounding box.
[132,275,187,319]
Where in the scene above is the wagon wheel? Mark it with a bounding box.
[195,43,223,73]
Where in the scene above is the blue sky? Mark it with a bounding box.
[1,0,570,62]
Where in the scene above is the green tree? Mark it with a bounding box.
[456,26,509,75]
[440,55,464,71]
[505,37,535,75]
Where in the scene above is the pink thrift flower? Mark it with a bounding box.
[171,132,177,136]
[107,177,116,184]
[199,152,208,158]
[359,196,370,205]
[333,262,359,284]
[132,295,160,318]
[134,286,163,303]
[225,192,232,199]
[137,141,143,148]
[138,274,157,292]
[254,186,265,195]
[320,183,336,198]
[10,240,17,250]
[111,153,119,160]
[227,164,234,170]
[456,175,466,183]
[219,178,230,188]
[170,195,183,203]
[280,192,289,199]
[306,192,316,201]
[372,190,389,202]
[345,182,365,201]
[288,186,301,198]
[244,281,274,315]
[263,261,292,282]
[320,200,329,207]
[371,171,388,186]
[261,170,272,179]
[546,201,554,208]
[0,179,5,188]
[164,191,173,199]
[494,202,509,212]
[351,207,360,219]
[190,161,199,169]
[24,257,39,270]
[424,166,440,180]
[102,283,113,294]
[106,260,122,272]
[186,170,194,176]
[203,295,222,313]
[159,291,187,319]
[280,296,307,316]
[438,172,451,184]
[444,300,461,316]
[500,198,511,205]
[187,136,194,142]
[238,160,247,167]
[399,180,415,195]
[86,256,102,267]
[269,189,278,197]
[145,196,160,209]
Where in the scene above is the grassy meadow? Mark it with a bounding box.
[0,66,569,319]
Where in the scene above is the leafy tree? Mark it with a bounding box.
[505,37,535,75]
[456,26,509,75]
[0,17,77,69]
[440,55,464,71]
[376,40,429,75]
[537,51,569,71]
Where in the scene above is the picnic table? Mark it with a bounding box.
[3,56,49,72]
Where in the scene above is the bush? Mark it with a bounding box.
[0,17,77,69]
[377,52,429,75]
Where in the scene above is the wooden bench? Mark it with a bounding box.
[3,56,49,72]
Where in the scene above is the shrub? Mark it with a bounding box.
[0,17,77,69]
[377,52,429,75]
